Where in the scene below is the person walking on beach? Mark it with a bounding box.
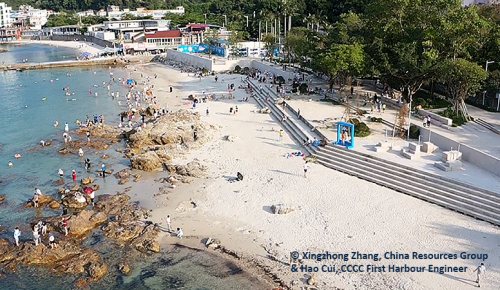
[101,163,107,178]
[14,227,21,246]
[165,215,172,231]
[303,162,310,178]
[278,129,284,141]
[473,263,486,287]
[176,227,183,239]
[206,108,209,116]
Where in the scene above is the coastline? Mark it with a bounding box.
[10,39,105,55]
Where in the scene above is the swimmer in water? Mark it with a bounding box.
[14,154,22,159]
[54,120,59,127]
[8,161,13,167]
[42,97,47,101]
[78,148,84,157]
[64,122,69,132]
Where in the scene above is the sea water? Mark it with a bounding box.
[0,45,269,289]
[0,43,77,64]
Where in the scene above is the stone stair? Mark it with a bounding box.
[248,79,500,226]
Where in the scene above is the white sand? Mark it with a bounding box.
[126,63,499,289]
[15,39,105,55]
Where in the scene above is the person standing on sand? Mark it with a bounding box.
[473,263,486,287]
[206,108,209,116]
[14,227,21,246]
[165,215,172,231]
[278,129,284,141]
[303,162,310,178]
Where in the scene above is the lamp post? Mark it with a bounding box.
[244,15,249,27]
[485,60,495,71]
[203,14,207,24]
[223,15,227,27]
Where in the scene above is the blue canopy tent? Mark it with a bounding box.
[80,52,92,59]
[336,122,355,149]
[126,79,135,86]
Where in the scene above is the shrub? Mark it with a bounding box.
[299,83,308,94]
[276,76,285,84]
[348,118,371,137]
[413,98,427,109]
[370,117,383,123]
[234,65,242,73]
[439,107,468,126]
[408,124,420,139]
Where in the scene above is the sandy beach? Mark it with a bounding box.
[13,39,106,56]
[118,62,500,289]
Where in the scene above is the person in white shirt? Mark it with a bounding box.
[35,188,43,196]
[303,162,310,178]
[49,234,56,249]
[33,229,40,246]
[58,169,64,178]
[14,227,21,246]
[165,215,172,231]
[473,263,486,287]
[176,227,183,239]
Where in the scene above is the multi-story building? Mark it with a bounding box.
[144,29,202,48]
[27,9,48,30]
[0,2,12,28]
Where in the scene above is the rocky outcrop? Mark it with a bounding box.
[165,160,207,177]
[118,262,131,275]
[0,195,5,205]
[25,195,58,209]
[130,151,163,171]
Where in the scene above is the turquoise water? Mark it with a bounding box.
[0,43,77,64]
[0,45,270,289]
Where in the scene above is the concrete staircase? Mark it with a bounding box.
[247,79,500,226]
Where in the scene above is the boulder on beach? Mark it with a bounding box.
[61,193,88,209]
[165,160,207,177]
[130,151,163,171]
[118,262,132,275]
[82,177,94,185]
[271,204,294,215]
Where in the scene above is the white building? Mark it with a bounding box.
[76,10,95,17]
[28,9,48,30]
[0,2,12,28]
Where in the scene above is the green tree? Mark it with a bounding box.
[317,43,365,90]
[284,27,317,65]
[437,59,488,118]
[262,33,277,60]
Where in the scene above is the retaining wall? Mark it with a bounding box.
[420,127,500,177]
[166,49,214,71]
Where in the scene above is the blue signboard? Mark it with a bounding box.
[177,44,226,57]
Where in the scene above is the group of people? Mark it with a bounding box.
[13,217,66,249]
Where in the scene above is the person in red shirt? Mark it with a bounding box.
[72,170,77,183]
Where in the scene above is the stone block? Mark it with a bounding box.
[442,150,462,162]
[421,142,438,153]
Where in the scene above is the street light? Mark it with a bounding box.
[223,15,227,27]
[244,15,249,27]
[203,14,207,24]
[485,60,495,71]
